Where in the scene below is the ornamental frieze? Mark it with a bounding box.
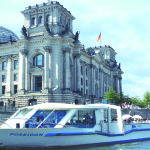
[30,66,44,73]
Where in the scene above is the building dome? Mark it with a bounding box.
[0,26,19,43]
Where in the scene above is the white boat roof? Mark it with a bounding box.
[21,103,120,110]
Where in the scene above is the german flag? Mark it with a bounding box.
[97,32,101,42]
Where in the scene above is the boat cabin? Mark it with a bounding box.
[1,103,123,134]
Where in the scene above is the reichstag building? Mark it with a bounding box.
[0,1,123,106]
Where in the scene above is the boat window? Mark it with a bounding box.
[14,109,33,118]
[111,108,117,123]
[66,110,96,128]
[103,108,118,123]
[24,110,68,128]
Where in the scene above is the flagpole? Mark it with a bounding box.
[100,34,102,47]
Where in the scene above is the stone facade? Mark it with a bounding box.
[0,1,123,106]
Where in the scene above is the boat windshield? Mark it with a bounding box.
[24,110,68,128]
[14,109,33,118]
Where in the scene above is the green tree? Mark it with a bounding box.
[138,100,147,108]
[104,86,119,104]
[124,96,132,104]
[118,92,124,104]
[131,96,146,108]
[131,97,141,106]
[143,91,150,106]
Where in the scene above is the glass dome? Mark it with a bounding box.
[0,26,19,43]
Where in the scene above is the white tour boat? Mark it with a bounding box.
[0,103,150,147]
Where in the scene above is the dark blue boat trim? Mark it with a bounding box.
[44,128,150,137]
[45,132,95,136]
[79,137,150,147]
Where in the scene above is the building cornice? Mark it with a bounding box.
[0,42,21,51]
[21,2,75,20]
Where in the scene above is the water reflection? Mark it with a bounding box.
[1,141,150,150]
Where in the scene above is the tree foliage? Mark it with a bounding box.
[143,91,150,105]
[130,97,146,108]
[104,86,119,103]
[104,88,149,108]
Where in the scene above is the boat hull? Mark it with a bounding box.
[0,128,150,147]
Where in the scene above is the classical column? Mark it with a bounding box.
[19,49,28,94]
[114,75,119,94]
[89,64,93,98]
[101,70,104,98]
[43,46,51,91]
[35,11,38,27]
[53,6,58,24]
[51,40,62,94]
[6,55,11,96]
[43,9,46,26]
[63,48,71,90]
[76,54,81,92]
[73,55,77,91]
[93,66,95,96]
[118,77,122,93]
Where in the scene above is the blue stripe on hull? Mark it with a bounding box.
[45,128,150,137]
[83,137,150,146]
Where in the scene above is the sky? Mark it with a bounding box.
[0,0,150,99]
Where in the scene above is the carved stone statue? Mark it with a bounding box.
[74,31,80,41]
[118,63,121,69]
[87,48,95,56]
[21,26,27,37]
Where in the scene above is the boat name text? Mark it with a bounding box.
[10,133,44,136]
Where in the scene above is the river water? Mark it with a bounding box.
[1,141,150,150]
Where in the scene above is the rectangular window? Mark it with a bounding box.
[86,80,88,86]
[81,88,83,96]
[86,68,88,76]
[14,60,18,69]
[35,76,42,91]
[2,75,5,82]
[14,74,18,81]
[95,68,98,79]
[14,85,18,94]
[2,62,7,70]
[81,66,83,74]
[81,78,83,85]
[67,110,96,128]
[2,86,5,94]
[86,89,88,96]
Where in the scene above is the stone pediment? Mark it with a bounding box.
[30,67,44,73]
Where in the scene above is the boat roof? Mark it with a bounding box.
[20,103,120,110]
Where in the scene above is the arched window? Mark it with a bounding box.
[33,54,44,66]
[38,16,43,24]
[31,17,35,26]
